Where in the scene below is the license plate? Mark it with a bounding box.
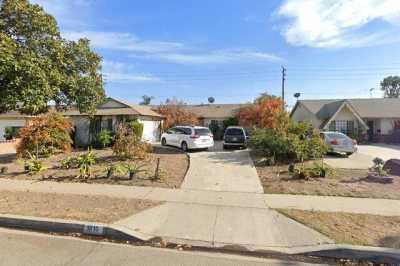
[232,137,238,141]
[83,225,105,236]
[202,139,208,142]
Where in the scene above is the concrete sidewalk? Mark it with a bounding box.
[1,179,400,216]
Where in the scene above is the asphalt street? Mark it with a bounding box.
[0,228,331,266]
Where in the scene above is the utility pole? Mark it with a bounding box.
[281,66,286,110]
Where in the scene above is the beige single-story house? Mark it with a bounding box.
[291,98,400,142]
[63,98,164,146]
[181,104,250,127]
[0,98,164,146]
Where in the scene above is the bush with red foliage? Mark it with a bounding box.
[153,102,199,129]
[237,94,284,129]
[17,112,73,158]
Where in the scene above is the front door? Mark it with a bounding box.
[367,120,374,141]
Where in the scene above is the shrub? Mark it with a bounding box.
[4,127,19,140]
[370,157,388,176]
[60,156,79,169]
[292,163,335,180]
[113,123,148,160]
[223,117,239,129]
[127,120,144,139]
[24,153,48,174]
[106,162,147,179]
[76,149,96,179]
[249,121,327,163]
[209,122,222,140]
[96,129,114,148]
[17,112,73,158]
[106,162,129,178]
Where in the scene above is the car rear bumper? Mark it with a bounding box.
[223,142,246,146]
[189,141,214,149]
[330,145,358,154]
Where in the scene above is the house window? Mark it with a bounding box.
[210,120,219,126]
[330,120,354,135]
[107,118,113,131]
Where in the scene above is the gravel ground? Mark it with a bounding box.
[0,190,160,223]
[252,153,400,200]
[279,209,400,248]
[0,146,189,189]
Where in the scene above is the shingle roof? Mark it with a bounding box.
[298,98,400,119]
[0,111,35,118]
[180,104,250,119]
[63,105,163,118]
[0,98,164,119]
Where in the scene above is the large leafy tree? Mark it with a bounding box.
[0,0,105,115]
[153,99,199,129]
[380,76,400,98]
[237,92,284,129]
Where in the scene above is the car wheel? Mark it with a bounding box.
[161,138,167,146]
[223,145,228,150]
[181,142,188,152]
[346,152,353,156]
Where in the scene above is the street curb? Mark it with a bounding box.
[301,245,400,264]
[0,214,399,263]
[0,214,145,242]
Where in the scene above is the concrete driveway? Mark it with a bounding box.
[325,144,400,169]
[181,141,264,193]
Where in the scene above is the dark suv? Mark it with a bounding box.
[223,126,249,149]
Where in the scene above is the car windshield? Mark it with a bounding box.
[226,128,244,136]
[195,128,211,136]
[326,133,348,139]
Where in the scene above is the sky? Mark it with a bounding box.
[32,0,400,108]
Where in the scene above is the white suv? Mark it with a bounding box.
[161,126,214,151]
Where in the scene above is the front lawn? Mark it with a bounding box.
[0,190,159,223]
[251,152,400,200]
[278,209,400,248]
[0,146,189,189]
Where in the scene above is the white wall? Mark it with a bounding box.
[138,116,161,143]
[0,119,27,140]
[380,118,396,135]
[334,106,357,121]
[291,104,321,128]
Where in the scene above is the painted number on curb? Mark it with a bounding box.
[83,225,105,236]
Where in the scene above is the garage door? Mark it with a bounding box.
[141,120,160,143]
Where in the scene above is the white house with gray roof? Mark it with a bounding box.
[0,98,164,146]
[291,98,400,142]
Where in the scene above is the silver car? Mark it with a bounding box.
[321,131,357,156]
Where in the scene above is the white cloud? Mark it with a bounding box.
[31,0,92,28]
[133,49,284,65]
[102,60,160,83]
[63,31,183,53]
[277,0,400,48]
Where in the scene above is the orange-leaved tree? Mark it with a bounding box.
[237,93,284,129]
[17,111,73,158]
[153,99,199,129]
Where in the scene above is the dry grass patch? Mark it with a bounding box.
[0,146,189,189]
[0,190,159,223]
[251,152,400,199]
[279,209,400,248]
